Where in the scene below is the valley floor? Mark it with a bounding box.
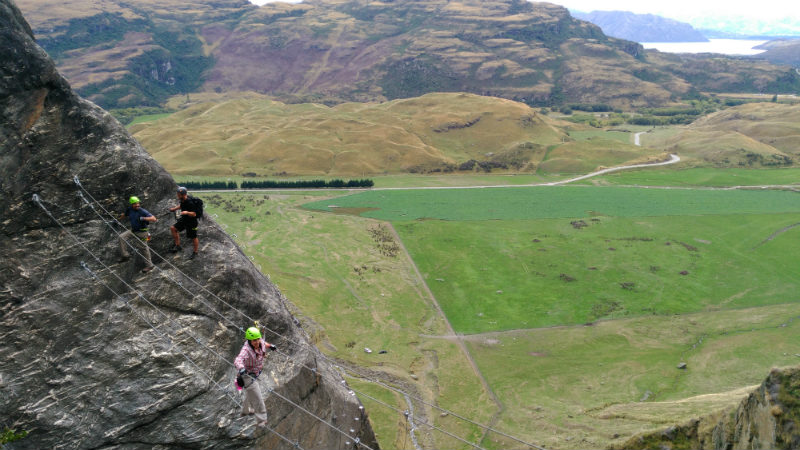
[206,167,800,449]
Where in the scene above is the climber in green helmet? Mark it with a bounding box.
[234,326,277,428]
[119,195,157,273]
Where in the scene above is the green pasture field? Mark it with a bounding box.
[204,184,800,449]
[585,166,800,188]
[633,126,684,148]
[205,192,493,450]
[303,185,800,221]
[468,302,800,449]
[564,124,683,148]
[393,213,800,334]
[567,129,635,144]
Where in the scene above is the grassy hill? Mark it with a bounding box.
[131,92,670,176]
[16,0,800,110]
[135,95,800,176]
[648,102,800,167]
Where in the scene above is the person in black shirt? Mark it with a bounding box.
[169,187,200,259]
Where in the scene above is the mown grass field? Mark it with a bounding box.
[304,185,800,221]
[393,213,800,334]
[587,166,800,188]
[305,187,800,333]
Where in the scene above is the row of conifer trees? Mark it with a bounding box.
[180,179,374,190]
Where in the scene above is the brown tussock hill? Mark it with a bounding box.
[131,92,658,176]
[660,103,800,168]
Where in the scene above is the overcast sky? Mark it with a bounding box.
[249,0,795,22]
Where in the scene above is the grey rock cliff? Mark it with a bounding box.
[613,366,800,450]
[0,0,378,448]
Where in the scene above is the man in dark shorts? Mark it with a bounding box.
[169,187,200,259]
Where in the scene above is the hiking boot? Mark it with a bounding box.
[170,244,182,253]
[141,266,154,273]
[189,252,197,260]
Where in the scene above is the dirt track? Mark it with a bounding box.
[385,223,507,447]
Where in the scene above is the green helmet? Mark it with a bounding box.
[245,327,262,340]
[129,196,141,205]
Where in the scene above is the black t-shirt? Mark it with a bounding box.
[178,197,199,224]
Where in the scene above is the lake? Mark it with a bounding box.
[642,39,768,55]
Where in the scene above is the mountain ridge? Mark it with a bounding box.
[571,10,708,43]
[15,0,800,110]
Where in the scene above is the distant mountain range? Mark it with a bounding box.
[573,10,800,39]
[754,39,800,67]
[571,10,708,43]
[16,0,800,110]
[566,10,800,67]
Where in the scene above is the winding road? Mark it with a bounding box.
[374,153,681,191]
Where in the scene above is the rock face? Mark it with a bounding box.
[0,0,378,448]
[614,366,800,450]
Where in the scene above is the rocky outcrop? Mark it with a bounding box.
[0,0,378,448]
[614,366,800,450]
